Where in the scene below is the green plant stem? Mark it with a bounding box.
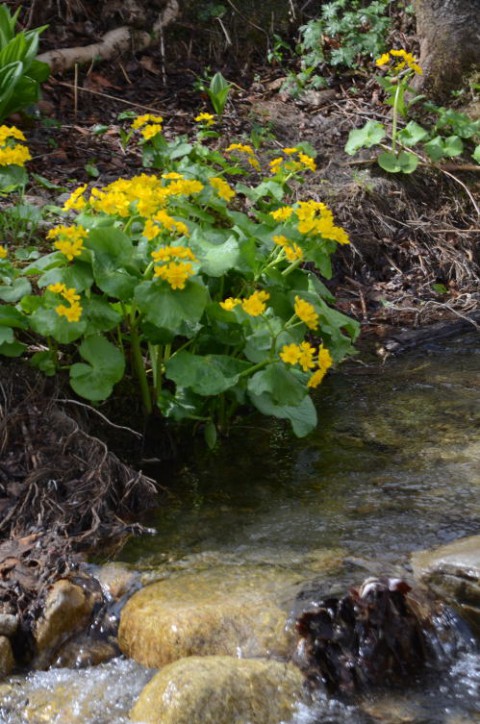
[129,312,152,414]
[391,82,402,153]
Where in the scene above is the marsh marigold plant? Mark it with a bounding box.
[0,115,358,442]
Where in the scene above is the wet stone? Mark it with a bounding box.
[130,655,306,724]
[0,637,14,679]
[0,614,18,637]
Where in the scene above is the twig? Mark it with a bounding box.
[59,398,143,438]
[51,79,164,114]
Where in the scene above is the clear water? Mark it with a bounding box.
[2,333,480,722]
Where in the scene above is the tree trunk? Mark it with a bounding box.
[413,0,480,98]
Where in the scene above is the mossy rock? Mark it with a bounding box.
[130,655,306,724]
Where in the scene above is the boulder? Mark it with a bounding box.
[411,535,480,635]
[118,564,306,667]
[130,655,306,724]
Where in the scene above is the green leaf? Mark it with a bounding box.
[248,363,306,406]
[38,262,93,292]
[70,335,125,401]
[30,307,87,344]
[442,135,463,157]
[84,297,122,332]
[86,227,137,299]
[194,235,240,277]
[345,120,385,155]
[0,276,31,302]
[0,327,13,344]
[0,163,27,193]
[473,145,480,163]
[397,121,429,147]
[135,279,208,335]
[249,391,317,437]
[378,150,419,174]
[0,306,28,329]
[423,136,463,162]
[30,350,57,375]
[165,351,249,396]
[0,339,26,357]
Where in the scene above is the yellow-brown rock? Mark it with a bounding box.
[32,579,96,669]
[119,565,300,667]
[130,655,306,724]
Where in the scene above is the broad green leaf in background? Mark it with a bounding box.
[70,335,125,401]
[378,150,419,174]
[166,351,249,396]
[249,391,317,437]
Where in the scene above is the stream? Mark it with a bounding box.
[1,331,480,722]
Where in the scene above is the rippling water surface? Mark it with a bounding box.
[2,333,480,722]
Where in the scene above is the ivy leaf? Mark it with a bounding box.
[70,335,125,401]
[165,351,249,396]
[345,120,385,155]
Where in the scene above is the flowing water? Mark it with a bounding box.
[2,332,480,722]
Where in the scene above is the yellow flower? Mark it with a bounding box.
[55,301,82,323]
[0,245,7,259]
[220,297,240,311]
[241,290,270,317]
[225,143,260,170]
[280,343,301,365]
[154,261,195,289]
[166,179,204,196]
[269,157,284,174]
[308,346,333,388]
[195,112,216,126]
[0,126,26,143]
[284,243,303,262]
[282,147,299,155]
[273,234,288,247]
[131,114,163,130]
[375,49,422,75]
[48,224,88,261]
[61,288,81,305]
[48,282,68,295]
[298,152,317,172]
[141,124,163,141]
[0,144,31,167]
[298,341,316,371]
[209,176,236,202]
[63,184,88,212]
[162,172,184,180]
[151,245,196,263]
[270,206,294,222]
[294,296,319,331]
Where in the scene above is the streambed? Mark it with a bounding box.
[1,332,480,722]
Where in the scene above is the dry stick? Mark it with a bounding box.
[74,63,79,119]
[51,79,164,114]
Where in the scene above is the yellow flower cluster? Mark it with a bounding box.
[269,147,317,176]
[195,112,216,126]
[224,143,261,171]
[48,283,83,323]
[0,245,7,259]
[143,210,189,241]
[294,296,319,330]
[63,184,88,212]
[47,224,88,261]
[220,290,270,317]
[280,342,333,388]
[209,176,236,202]
[270,200,349,246]
[152,246,198,290]
[376,49,422,75]
[86,174,204,219]
[0,126,31,167]
[273,234,303,263]
[131,114,164,134]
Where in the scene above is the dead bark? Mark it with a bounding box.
[36,0,179,74]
